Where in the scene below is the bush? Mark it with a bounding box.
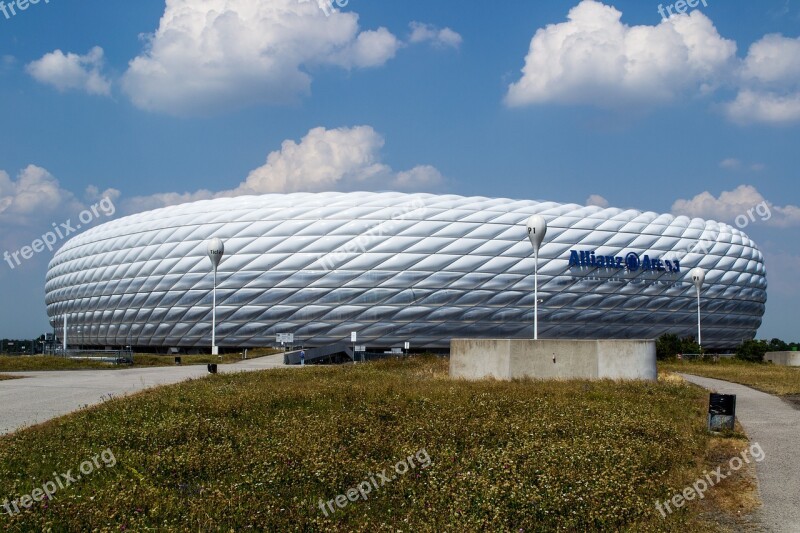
[656,333,681,360]
[736,339,770,362]
[679,335,701,355]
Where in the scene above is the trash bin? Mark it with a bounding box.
[708,393,736,431]
[207,363,218,374]
[175,356,182,365]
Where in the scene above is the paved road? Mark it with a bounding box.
[0,354,290,436]
[680,374,800,533]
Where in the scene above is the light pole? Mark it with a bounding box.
[691,267,705,349]
[207,238,225,356]
[526,215,547,340]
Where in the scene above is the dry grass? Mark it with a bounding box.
[661,359,800,396]
[0,349,280,372]
[0,356,756,531]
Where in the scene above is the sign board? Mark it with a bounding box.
[351,332,357,343]
[404,342,410,350]
[276,333,294,343]
[355,345,366,352]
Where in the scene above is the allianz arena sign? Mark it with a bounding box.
[568,250,682,273]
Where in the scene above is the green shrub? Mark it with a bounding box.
[736,339,770,362]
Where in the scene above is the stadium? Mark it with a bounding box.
[44,192,767,349]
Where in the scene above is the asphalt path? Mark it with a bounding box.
[680,373,800,533]
[0,354,290,436]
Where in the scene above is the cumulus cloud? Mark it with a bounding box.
[0,166,81,225]
[26,47,112,96]
[672,185,800,228]
[585,194,609,208]
[408,22,463,49]
[724,89,800,124]
[121,0,403,115]
[723,35,800,124]
[233,125,442,194]
[505,0,736,108]
[119,125,445,212]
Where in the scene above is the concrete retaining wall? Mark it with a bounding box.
[764,351,800,367]
[450,339,657,381]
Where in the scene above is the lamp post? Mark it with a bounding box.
[63,313,68,356]
[526,215,548,340]
[207,238,225,356]
[691,267,705,349]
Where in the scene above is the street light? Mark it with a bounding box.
[691,267,705,349]
[207,238,225,356]
[526,215,548,340]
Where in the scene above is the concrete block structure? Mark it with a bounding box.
[449,339,657,381]
[764,351,800,367]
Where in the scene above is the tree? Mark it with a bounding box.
[768,338,789,352]
[656,334,681,360]
[736,339,770,362]
[679,335,701,356]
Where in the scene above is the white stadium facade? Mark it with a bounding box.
[45,192,767,349]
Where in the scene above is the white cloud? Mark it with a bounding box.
[121,125,446,212]
[394,165,444,189]
[672,185,800,228]
[0,166,80,226]
[233,125,442,194]
[719,158,766,171]
[408,22,463,49]
[722,34,800,124]
[719,158,742,170]
[505,0,736,108]
[121,0,403,115]
[739,34,800,85]
[724,89,800,124]
[123,190,216,215]
[233,126,390,194]
[26,47,112,96]
[585,194,609,208]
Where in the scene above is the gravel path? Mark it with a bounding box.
[0,354,289,436]
[680,373,800,533]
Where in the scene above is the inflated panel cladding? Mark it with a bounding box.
[45,192,766,348]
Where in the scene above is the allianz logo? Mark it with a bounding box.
[568,250,681,273]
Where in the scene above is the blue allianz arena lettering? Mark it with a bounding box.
[568,250,681,273]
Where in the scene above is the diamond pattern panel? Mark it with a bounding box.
[45,192,767,348]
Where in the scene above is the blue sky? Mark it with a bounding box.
[0,0,798,340]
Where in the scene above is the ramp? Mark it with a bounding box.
[284,342,354,365]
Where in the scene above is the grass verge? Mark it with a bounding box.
[661,359,800,396]
[0,349,279,372]
[0,357,754,531]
